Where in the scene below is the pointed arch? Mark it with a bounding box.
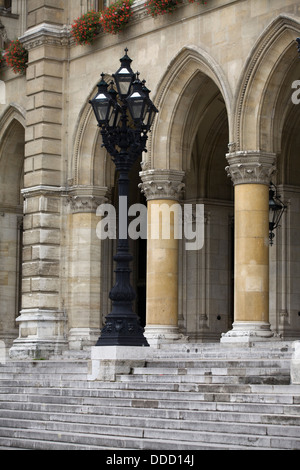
[233,13,300,152]
[0,103,26,145]
[0,104,26,208]
[71,77,114,188]
[0,104,25,345]
[147,45,233,171]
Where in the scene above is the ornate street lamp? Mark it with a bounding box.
[269,183,286,246]
[296,38,300,57]
[89,49,158,347]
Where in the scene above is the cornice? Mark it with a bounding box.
[19,23,71,49]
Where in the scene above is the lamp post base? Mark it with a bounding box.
[88,345,149,381]
[96,312,149,347]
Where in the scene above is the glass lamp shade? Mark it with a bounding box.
[140,81,158,130]
[269,185,286,232]
[143,100,158,130]
[113,50,135,99]
[108,84,121,128]
[126,79,148,123]
[90,75,115,126]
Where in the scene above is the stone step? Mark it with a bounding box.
[0,419,298,450]
[1,397,299,421]
[2,403,300,427]
[145,359,291,368]
[1,408,300,439]
[132,366,290,375]
[0,372,294,390]
[0,341,298,450]
[0,360,87,372]
[0,436,117,451]
[154,341,293,354]
[0,372,88,381]
[0,430,251,451]
[0,386,299,408]
[0,361,290,371]
[117,370,290,385]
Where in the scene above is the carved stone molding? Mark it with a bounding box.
[139,169,185,201]
[225,151,276,185]
[68,186,108,214]
[19,23,71,50]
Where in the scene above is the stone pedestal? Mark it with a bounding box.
[10,309,67,359]
[88,346,150,382]
[291,341,300,384]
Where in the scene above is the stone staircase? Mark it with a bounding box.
[0,341,300,450]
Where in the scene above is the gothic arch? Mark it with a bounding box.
[147,45,233,172]
[71,78,114,189]
[233,13,300,153]
[0,104,25,207]
[0,105,25,346]
[0,103,26,144]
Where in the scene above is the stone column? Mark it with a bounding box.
[221,151,277,344]
[67,186,108,350]
[9,9,69,359]
[139,169,186,347]
[10,187,67,359]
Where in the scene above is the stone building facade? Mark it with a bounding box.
[0,0,300,358]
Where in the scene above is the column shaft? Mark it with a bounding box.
[67,188,107,350]
[235,184,269,323]
[140,169,186,347]
[146,199,179,328]
[221,151,277,344]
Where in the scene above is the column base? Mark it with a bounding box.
[144,325,188,348]
[68,328,100,351]
[9,309,67,359]
[220,321,281,346]
[9,339,67,360]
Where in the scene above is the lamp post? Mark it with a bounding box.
[89,49,158,347]
[296,38,300,57]
[269,182,286,246]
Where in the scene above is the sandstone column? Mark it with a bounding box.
[139,169,185,347]
[10,3,68,359]
[67,186,108,350]
[221,151,277,344]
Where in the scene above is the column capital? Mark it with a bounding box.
[139,169,185,201]
[68,186,108,214]
[225,151,276,185]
